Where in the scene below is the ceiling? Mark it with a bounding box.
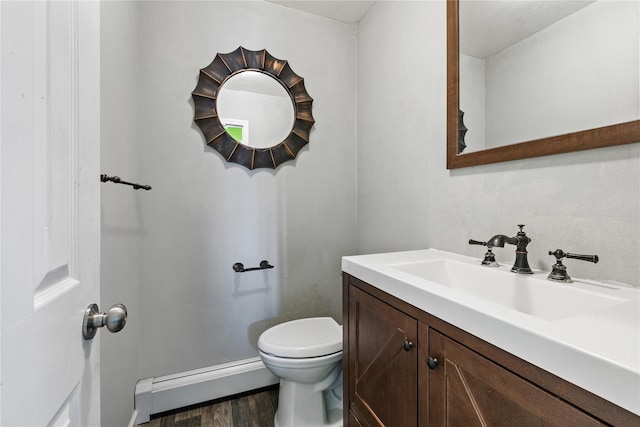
[460,1,595,58]
[266,0,376,24]
[266,1,596,58]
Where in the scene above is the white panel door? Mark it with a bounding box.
[1,1,102,426]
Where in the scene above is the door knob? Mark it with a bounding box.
[402,339,414,351]
[82,303,127,340]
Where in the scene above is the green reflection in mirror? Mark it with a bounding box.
[225,125,243,143]
[221,118,249,145]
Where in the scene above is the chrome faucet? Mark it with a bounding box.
[470,225,533,274]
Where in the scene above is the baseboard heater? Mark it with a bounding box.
[133,356,279,425]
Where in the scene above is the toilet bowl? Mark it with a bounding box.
[258,317,343,427]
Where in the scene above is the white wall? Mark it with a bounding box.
[357,1,639,286]
[135,0,356,377]
[100,2,142,427]
[101,1,356,424]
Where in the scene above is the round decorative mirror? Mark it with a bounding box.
[192,47,315,170]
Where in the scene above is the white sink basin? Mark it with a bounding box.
[389,258,626,320]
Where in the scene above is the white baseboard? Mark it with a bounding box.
[128,410,138,427]
[133,356,279,425]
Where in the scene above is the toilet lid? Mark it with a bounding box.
[258,317,342,358]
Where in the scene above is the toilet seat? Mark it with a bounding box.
[258,317,342,358]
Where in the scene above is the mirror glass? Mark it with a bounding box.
[217,71,295,149]
[458,0,639,154]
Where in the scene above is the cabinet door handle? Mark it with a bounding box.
[427,357,439,369]
[403,339,414,351]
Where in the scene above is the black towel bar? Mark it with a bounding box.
[100,174,151,191]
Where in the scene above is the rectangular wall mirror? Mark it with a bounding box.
[447,0,640,169]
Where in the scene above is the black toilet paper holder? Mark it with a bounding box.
[233,260,274,273]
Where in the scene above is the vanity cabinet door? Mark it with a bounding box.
[348,285,418,427]
[425,329,606,427]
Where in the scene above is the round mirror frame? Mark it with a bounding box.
[192,47,314,170]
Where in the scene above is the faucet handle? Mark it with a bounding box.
[469,239,487,246]
[516,224,529,237]
[549,249,599,264]
[469,239,499,267]
[547,249,599,283]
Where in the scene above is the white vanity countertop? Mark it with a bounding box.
[342,248,640,416]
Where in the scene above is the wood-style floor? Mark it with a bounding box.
[138,385,279,427]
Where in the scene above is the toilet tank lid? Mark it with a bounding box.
[258,317,342,358]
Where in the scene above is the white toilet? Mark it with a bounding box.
[258,317,344,427]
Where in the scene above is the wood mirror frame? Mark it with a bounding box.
[192,47,314,170]
[447,0,640,169]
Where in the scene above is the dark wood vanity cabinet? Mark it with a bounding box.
[347,284,418,426]
[343,273,639,427]
[424,327,604,426]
